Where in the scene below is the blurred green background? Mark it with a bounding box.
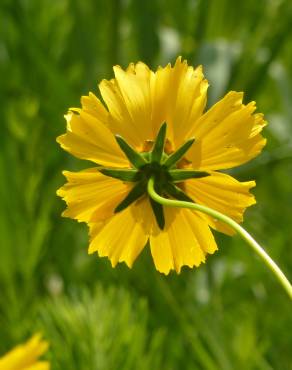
[0,0,292,369]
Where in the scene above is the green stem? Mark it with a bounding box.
[147,177,292,300]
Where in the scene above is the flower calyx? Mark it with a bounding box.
[100,123,209,229]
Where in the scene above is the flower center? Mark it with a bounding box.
[100,123,209,229]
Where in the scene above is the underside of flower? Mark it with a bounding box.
[57,57,267,274]
[100,122,209,229]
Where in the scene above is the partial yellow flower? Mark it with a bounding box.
[57,57,266,274]
[0,334,49,370]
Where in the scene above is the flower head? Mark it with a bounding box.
[0,334,49,370]
[57,57,266,274]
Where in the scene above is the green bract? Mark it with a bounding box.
[100,123,209,229]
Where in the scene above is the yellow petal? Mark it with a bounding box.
[57,168,131,223]
[184,171,256,235]
[99,57,208,150]
[99,63,155,149]
[81,92,109,124]
[0,334,49,370]
[183,210,218,255]
[146,57,208,147]
[187,91,266,170]
[163,57,208,147]
[88,198,152,268]
[149,206,217,274]
[57,105,128,167]
[24,363,50,370]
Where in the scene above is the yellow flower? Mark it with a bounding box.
[0,334,49,370]
[57,57,266,274]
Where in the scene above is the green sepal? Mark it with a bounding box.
[164,182,194,203]
[115,181,146,213]
[151,122,167,163]
[163,138,195,168]
[149,198,165,230]
[115,135,147,169]
[169,169,209,182]
[100,168,141,182]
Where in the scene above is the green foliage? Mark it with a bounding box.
[37,286,165,370]
[0,0,292,369]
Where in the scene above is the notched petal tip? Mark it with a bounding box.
[60,209,69,218]
[68,108,81,114]
[98,78,113,90]
[61,170,70,177]
[56,133,66,145]
[205,243,218,255]
[224,90,244,105]
[248,180,257,189]
[113,64,122,71]
[88,243,97,255]
[157,62,172,72]
[155,266,171,275]
[201,77,209,86]
[56,187,64,197]
[154,260,206,275]
[109,256,134,269]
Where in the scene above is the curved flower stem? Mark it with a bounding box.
[147,177,292,300]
